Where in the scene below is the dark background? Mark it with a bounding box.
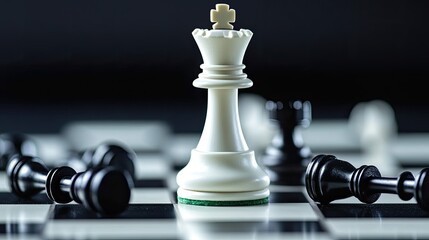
[0,0,428,133]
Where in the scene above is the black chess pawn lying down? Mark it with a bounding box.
[260,100,312,185]
[305,154,429,211]
[0,133,38,170]
[6,154,133,216]
[0,133,137,181]
[67,141,137,180]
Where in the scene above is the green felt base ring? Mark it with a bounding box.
[177,196,269,206]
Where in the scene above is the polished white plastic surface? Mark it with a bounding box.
[176,4,270,202]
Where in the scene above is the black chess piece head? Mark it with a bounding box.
[81,141,136,180]
[6,155,48,198]
[68,166,134,216]
[415,168,429,211]
[305,154,382,204]
[261,100,312,185]
[266,99,312,130]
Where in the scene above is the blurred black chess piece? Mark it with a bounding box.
[306,154,429,212]
[6,154,133,216]
[260,100,313,185]
[0,133,38,170]
[66,141,137,181]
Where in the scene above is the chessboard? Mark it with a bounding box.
[1,95,429,240]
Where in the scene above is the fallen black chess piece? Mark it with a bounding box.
[6,154,133,216]
[0,132,136,180]
[305,154,429,212]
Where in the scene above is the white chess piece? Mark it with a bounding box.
[239,93,279,161]
[176,4,270,204]
[348,99,398,175]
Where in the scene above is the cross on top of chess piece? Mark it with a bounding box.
[210,3,236,30]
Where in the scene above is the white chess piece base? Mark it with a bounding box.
[177,149,270,204]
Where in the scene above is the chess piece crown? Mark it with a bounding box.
[193,3,253,86]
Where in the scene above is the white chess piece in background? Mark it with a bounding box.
[239,93,279,161]
[348,99,398,175]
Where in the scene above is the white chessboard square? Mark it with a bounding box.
[0,173,9,192]
[62,120,172,152]
[175,203,317,222]
[326,218,429,239]
[333,193,417,204]
[0,205,51,222]
[180,232,333,240]
[0,236,41,240]
[43,219,181,239]
[135,153,171,179]
[130,188,172,204]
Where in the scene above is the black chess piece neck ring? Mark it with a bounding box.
[305,154,429,212]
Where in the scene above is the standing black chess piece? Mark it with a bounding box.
[260,100,313,185]
[0,133,38,170]
[6,154,133,216]
[67,141,136,181]
[305,154,429,212]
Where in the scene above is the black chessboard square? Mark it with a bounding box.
[319,203,429,218]
[184,221,326,234]
[133,178,167,188]
[269,192,308,203]
[0,192,52,204]
[49,204,176,220]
